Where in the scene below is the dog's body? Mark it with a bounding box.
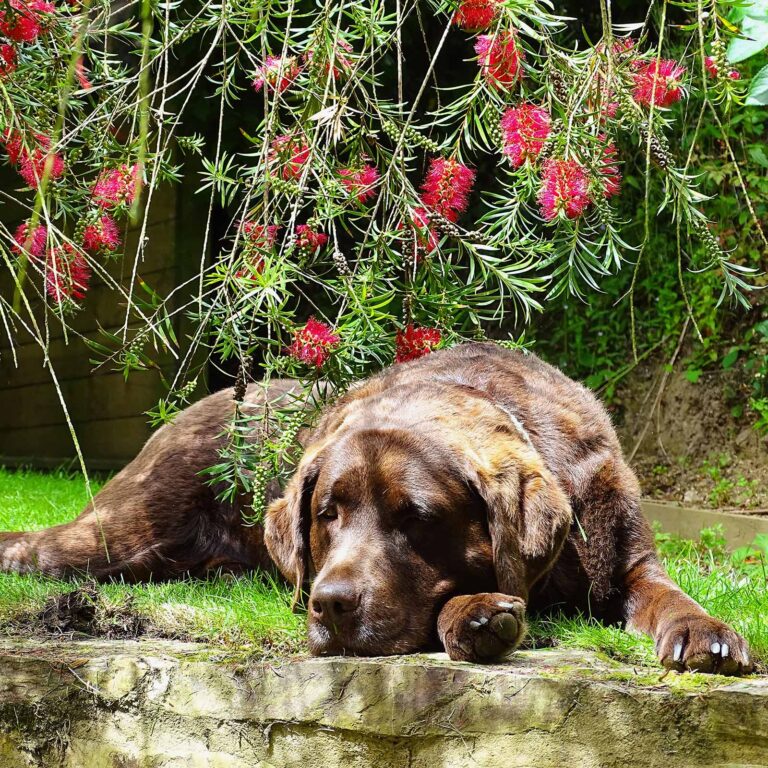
[0,343,751,673]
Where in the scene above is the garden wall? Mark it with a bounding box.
[0,178,207,470]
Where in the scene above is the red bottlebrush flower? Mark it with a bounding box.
[288,317,340,368]
[454,0,499,31]
[295,224,328,253]
[305,39,353,80]
[0,44,17,77]
[82,214,120,254]
[474,31,524,90]
[75,55,92,90]
[704,55,740,80]
[395,324,442,364]
[632,59,686,108]
[599,140,621,199]
[92,164,140,208]
[420,156,475,217]
[0,0,55,43]
[269,134,310,180]
[500,104,551,167]
[11,221,46,260]
[252,55,301,94]
[18,135,65,188]
[538,158,591,221]
[45,243,91,304]
[339,163,380,203]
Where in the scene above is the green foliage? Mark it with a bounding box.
[1,0,767,493]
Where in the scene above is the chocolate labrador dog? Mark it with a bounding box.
[0,343,752,674]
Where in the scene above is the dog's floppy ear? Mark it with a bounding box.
[264,454,321,608]
[468,438,572,599]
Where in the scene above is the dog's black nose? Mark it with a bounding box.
[310,581,360,628]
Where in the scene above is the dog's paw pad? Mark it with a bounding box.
[441,592,526,663]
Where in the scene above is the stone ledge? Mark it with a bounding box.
[0,638,766,768]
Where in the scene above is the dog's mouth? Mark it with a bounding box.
[306,612,433,657]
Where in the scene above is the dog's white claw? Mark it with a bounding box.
[711,642,721,655]
[479,616,489,625]
[469,620,481,629]
[497,602,516,610]
[721,643,729,658]
[673,641,683,662]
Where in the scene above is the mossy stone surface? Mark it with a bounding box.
[0,638,766,767]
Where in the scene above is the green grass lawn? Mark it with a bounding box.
[0,468,303,654]
[0,467,766,671]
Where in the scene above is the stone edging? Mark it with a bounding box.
[1,638,767,767]
[641,499,768,546]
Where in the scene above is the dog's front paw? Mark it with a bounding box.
[438,593,526,663]
[656,614,752,675]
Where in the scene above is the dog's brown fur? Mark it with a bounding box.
[0,343,751,673]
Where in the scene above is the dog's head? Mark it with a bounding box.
[264,399,570,656]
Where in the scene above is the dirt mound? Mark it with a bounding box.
[613,358,768,511]
[20,584,146,639]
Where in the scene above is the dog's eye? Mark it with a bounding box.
[400,505,432,528]
[317,506,338,521]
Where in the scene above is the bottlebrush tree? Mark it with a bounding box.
[0,0,761,518]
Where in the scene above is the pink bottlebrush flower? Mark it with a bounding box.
[409,206,439,256]
[454,0,499,31]
[18,135,65,188]
[632,59,686,108]
[704,55,740,80]
[252,55,301,94]
[599,140,621,199]
[596,37,635,57]
[45,243,91,304]
[235,223,279,278]
[295,224,328,253]
[1,129,23,163]
[339,163,380,203]
[269,134,310,180]
[243,221,279,249]
[288,317,340,368]
[500,103,551,167]
[474,30,524,90]
[588,70,620,121]
[305,39,353,80]
[0,0,55,43]
[395,324,442,363]
[538,158,591,221]
[75,55,92,90]
[599,96,619,120]
[612,37,635,56]
[11,221,47,260]
[92,164,141,208]
[0,44,17,77]
[420,156,475,217]
[81,214,120,253]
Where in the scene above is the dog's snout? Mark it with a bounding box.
[310,580,360,628]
